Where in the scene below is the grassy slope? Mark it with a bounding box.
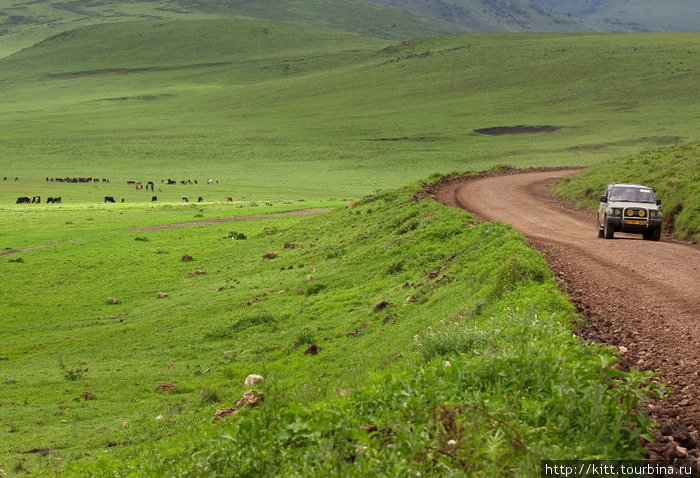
[0,0,464,57]
[552,141,700,242]
[1,180,657,476]
[1,20,699,205]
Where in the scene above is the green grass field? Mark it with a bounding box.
[1,21,699,205]
[1,179,660,476]
[1,15,698,476]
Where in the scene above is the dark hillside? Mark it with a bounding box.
[535,0,700,32]
[364,0,590,32]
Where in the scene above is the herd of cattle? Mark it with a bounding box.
[10,177,227,204]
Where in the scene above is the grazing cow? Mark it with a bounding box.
[152,196,158,202]
[147,181,155,191]
[47,197,53,203]
[207,179,213,184]
[198,196,204,203]
[3,177,7,181]
[15,177,19,181]
[182,196,189,203]
[121,198,125,203]
[16,196,31,204]
[46,197,62,204]
[102,178,109,183]
[104,196,115,203]
[32,196,41,204]
[167,179,176,185]
[227,197,233,202]
[53,197,62,204]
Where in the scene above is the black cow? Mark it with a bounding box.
[147,181,155,191]
[198,196,204,203]
[151,196,158,202]
[104,196,115,203]
[167,179,176,185]
[181,196,189,203]
[47,197,62,204]
[16,196,31,204]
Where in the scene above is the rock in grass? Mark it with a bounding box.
[244,374,264,386]
[213,390,264,422]
[373,301,389,312]
[106,297,120,305]
[154,383,177,393]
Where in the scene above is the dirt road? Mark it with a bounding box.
[432,169,699,460]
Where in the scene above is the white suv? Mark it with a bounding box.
[597,183,663,241]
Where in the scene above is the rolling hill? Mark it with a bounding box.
[1,19,699,204]
[3,0,700,58]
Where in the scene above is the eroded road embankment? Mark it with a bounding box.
[433,169,700,461]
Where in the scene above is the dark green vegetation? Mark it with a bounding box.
[1,20,699,204]
[1,179,660,476]
[553,141,700,243]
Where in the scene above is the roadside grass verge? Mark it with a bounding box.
[0,178,656,476]
[552,141,700,242]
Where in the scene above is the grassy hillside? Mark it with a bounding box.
[0,0,464,57]
[536,0,700,32]
[1,20,699,206]
[552,141,700,243]
[0,178,658,476]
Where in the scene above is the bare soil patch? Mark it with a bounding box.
[430,170,700,462]
[474,125,560,135]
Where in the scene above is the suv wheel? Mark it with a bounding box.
[603,217,614,239]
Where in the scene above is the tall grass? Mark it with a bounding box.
[57,180,661,477]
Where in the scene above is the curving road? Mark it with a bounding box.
[434,169,700,458]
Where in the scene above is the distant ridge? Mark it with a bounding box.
[1,0,699,57]
[534,0,700,32]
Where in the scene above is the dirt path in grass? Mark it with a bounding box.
[430,169,700,462]
[129,207,332,231]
